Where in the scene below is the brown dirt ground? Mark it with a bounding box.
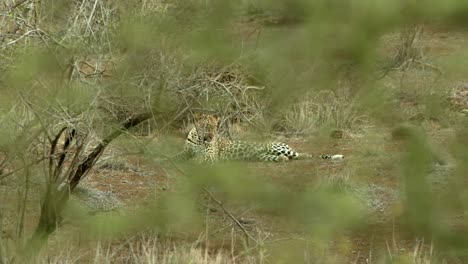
[75,128,466,263]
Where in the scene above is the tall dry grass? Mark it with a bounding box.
[277,89,367,136]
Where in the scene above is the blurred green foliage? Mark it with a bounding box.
[1,0,468,262]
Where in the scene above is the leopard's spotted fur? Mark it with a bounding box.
[176,114,339,163]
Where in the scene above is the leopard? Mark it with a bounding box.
[175,114,344,163]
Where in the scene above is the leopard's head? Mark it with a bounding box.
[192,113,220,145]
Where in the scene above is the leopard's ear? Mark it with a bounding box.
[192,112,202,122]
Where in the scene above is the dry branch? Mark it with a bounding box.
[202,187,257,245]
[22,112,153,260]
[69,112,151,190]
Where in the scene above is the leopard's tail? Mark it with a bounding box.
[295,153,345,160]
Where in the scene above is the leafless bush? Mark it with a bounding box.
[1,0,266,135]
[378,25,423,78]
[379,25,441,78]
[175,63,265,129]
[393,25,425,69]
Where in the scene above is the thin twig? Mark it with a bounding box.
[202,187,257,245]
[413,60,443,75]
[8,0,28,11]
[212,79,257,129]
[1,29,37,49]
[0,154,58,181]
[385,240,393,261]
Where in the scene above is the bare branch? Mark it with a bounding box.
[202,187,257,245]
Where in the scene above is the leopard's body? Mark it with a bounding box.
[176,114,339,163]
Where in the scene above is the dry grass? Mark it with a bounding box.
[277,88,367,136]
[90,236,241,264]
[20,235,439,264]
[0,235,247,264]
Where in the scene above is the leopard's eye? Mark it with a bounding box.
[203,133,214,142]
[203,135,210,142]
